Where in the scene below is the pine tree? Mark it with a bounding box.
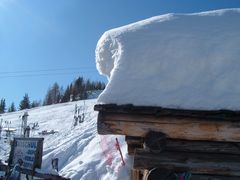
[85,79,92,91]
[41,77,105,106]
[69,84,73,101]
[43,87,52,105]
[31,100,41,108]
[8,102,16,112]
[19,94,30,110]
[97,81,106,90]
[51,82,61,104]
[59,86,64,103]
[43,82,61,105]
[0,98,6,114]
[62,85,71,103]
[72,77,84,100]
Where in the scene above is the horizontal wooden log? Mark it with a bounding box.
[164,139,240,154]
[97,112,240,142]
[127,139,240,159]
[94,104,240,121]
[126,136,144,145]
[128,144,143,155]
[134,149,240,176]
[140,169,240,180]
[125,133,240,156]
[191,174,240,180]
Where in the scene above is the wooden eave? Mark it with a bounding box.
[94,104,240,142]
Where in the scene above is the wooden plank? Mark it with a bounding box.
[97,112,240,142]
[125,136,144,145]
[191,174,240,180]
[98,112,115,134]
[131,169,140,180]
[128,144,143,155]
[126,136,144,155]
[130,167,240,180]
[134,149,240,176]
[94,104,240,121]
[165,139,240,154]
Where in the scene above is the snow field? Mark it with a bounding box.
[0,99,131,180]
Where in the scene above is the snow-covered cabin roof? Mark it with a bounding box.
[95,9,240,110]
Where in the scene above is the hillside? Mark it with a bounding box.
[0,99,131,180]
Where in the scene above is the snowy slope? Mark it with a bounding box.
[0,99,131,180]
[96,9,240,110]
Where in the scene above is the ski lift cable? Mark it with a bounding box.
[0,70,96,79]
[0,67,95,74]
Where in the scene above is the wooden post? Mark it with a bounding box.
[131,169,140,180]
[24,126,30,138]
[0,117,2,140]
[21,112,29,137]
[125,136,144,155]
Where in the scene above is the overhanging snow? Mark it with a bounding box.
[96,9,240,110]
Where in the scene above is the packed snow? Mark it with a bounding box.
[96,9,240,110]
[0,99,131,180]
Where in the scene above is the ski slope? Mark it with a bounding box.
[0,99,131,180]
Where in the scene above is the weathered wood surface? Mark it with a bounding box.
[125,136,144,155]
[131,169,141,180]
[164,139,240,154]
[191,174,240,180]
[125,137,240,155]
[128,144,143,155]
[134,149,240,176]
[126,136,240,155]
[126,136,144,145]
[133,168,240,180]
[97,112,240,142]
[94,104,240,121]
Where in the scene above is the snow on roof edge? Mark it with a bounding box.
[95,8,240,110]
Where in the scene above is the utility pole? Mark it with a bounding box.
[21,112,29,137]
[24,126,30,138]
[0,116,2,139]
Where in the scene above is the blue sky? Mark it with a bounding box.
[1,0,240,108]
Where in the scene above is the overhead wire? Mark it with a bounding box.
[0,67,97,79]
[0,67,95,74]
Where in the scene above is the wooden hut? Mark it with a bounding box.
[94,104,240,180]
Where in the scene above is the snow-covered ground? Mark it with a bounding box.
[0,99,131,180]
[96,8,240,110]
